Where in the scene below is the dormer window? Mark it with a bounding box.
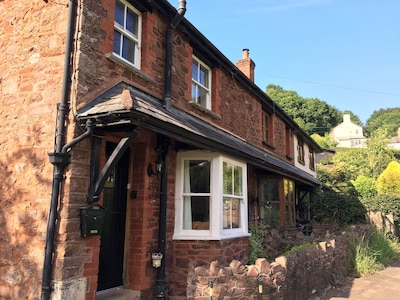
[191,56,211,110]
[113,0,141,68]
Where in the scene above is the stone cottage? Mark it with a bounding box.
[0,0,321,299]
[330,114,367,148]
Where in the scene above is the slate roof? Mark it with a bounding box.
[77,81,320,186]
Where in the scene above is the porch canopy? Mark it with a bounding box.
[77,81,320,187]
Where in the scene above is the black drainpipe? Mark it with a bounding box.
[163,0,186,110]
[155,137,170,299]
[155,2,186,299]
[40,0,79,299]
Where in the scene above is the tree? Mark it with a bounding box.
[266,84,342,135]
[376,161,400,195]
[364,108,400,138]
[366,133,396,178]
[311,133,337,149]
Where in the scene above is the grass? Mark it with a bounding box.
[348,227,399,277]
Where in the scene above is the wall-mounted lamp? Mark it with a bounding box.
[147,156,164,177]
[152,252,163,268]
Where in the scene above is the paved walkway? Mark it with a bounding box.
[324,257,400,299]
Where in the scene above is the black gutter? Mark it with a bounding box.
[41,0,78,299]
[163,0,186,110]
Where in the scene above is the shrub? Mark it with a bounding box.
[313,186,366,224]
[248,223,268,264]
[376,161,400,195]
[361,194,400,233]
[351,175,377,198]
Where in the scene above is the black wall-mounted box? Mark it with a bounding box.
[80,205,106,237]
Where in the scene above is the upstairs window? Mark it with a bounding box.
[285,127,293,159]
[191,56,211,110]
[174,151,248,240]
[262,112,273,145]
[309,151,315,171]
[297,139,305,164]
[113,0,141,68]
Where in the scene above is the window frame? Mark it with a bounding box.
[113,0,142,69]
[308,150,315,171]
[285,127,293,159]
[297,139,305,165]
[174,151,249,240]
[262,111,273,146]
[191,56,212,110]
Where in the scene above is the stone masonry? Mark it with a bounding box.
[186,238,348,300]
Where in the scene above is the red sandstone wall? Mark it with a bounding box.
[0,1,72,298]
[77,0,290,162]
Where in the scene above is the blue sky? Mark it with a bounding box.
[168,0,399,124]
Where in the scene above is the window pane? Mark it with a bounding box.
[223,197,241,229]
[183,196,210,230]
[259,178,280,226]
[113,30,122,55]
[223,161,232,194]
[122,36,135,63]
[126,8,138,36]
[260,178,279,201]
[115,0,124,26]
[199,87,207,107]
[183,160,210,193]
[192,62,198,81]
[191,84,199,104]
[262,202,280,227]
[231,198,240,228]
[234,166,243,196]
[199,65,206,85]
[223,197,230,229]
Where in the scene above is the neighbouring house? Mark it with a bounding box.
[0,0,322,299]
[330,114,367,148]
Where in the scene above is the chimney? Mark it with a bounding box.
[236,48,255,82]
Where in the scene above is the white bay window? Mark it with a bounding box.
[174,151,249,240]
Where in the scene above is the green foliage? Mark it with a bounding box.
[266,84,342,135]
[366,136,396,178]
[311,133,337,149]
[282,242,318,256]
[361,194,400,231]
[312,186,366,224]
[248,223,268,264]
[351,175,377,199]
[319,145,396,183]
[364,108,400,138]
[347,227,399,277]
[376,161,400,195]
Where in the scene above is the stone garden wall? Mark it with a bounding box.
[186,238,348,300]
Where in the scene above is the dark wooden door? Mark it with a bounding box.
[97,142,129,291]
